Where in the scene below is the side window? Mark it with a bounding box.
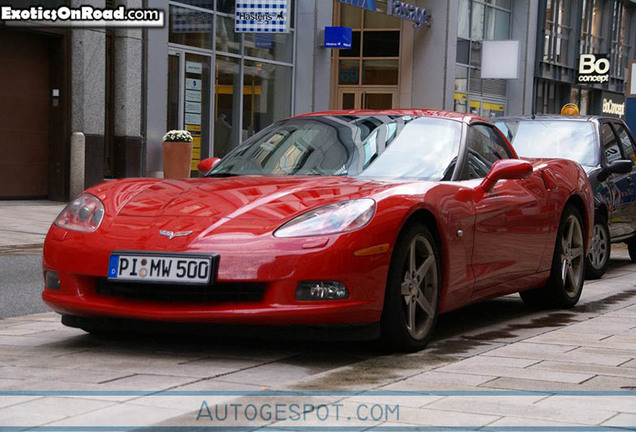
[465,124,513,179]
[601,123,623,164]
[613,123,636,164]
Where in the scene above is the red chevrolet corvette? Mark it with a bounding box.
[43,110,593,351]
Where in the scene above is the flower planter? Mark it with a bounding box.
[162,141,193,179]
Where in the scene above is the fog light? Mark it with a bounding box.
[45,271,61,290]
[296,281,348,301]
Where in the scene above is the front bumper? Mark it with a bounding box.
[42,224,393,326]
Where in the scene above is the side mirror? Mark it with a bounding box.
[479,159,533,193]
[598,159,633,182]
[197,157,221,176]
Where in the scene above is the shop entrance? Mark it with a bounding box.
[0,29,56,198]
[167,49,212,173]
[337,87,397,110]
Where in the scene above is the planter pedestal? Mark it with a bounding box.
[162,141,193,179]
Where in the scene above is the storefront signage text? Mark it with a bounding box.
[235,0,290,33]
[603,98,625,117]
[336,0,430,28]
[578,54,611,84]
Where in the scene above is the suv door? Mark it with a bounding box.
[463,124,549,293]
[600,122,634,239]
[611,121,636,238]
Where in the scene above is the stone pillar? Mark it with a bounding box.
[508,0,539,115]
[71,0,106,188]
[145,0,169,177]
[114,0,144,178]
[294,0,333,115]
[411,1,456,110]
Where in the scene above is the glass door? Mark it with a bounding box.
[337,88,397,109]
[167,49,213,174]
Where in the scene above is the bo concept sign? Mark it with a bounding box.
[578,54,611,84]
[235,0,290,33]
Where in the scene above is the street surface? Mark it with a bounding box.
[0,251,634,429]
[0,202,635,430]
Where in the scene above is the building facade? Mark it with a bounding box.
[1,0,635,200]
[536,0,636,117]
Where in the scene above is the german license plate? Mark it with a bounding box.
[107,252,217,285]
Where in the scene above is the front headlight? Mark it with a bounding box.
[274,199,376,238]
[54,194,105,232]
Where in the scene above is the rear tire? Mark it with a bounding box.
[585,216,610,279]
[520,205,585,308]
[380,223,440,352]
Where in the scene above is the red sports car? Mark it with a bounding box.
[43,110,593,351]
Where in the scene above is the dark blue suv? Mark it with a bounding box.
[495,116,636,279]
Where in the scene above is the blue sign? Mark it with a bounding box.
[324,26,353,49]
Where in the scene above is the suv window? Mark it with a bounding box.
[465,124,513,179]
[601,123,623,164]
[613,123,636,164]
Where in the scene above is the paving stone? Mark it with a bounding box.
[383,370,498,389]
[487,416,587,427]
[0,366,135,384]
[44,402,192,427]
[535,395,636,415]
[435,361,594,384]
[530,360,636,379]
[523,332,609,347]
[487,345,631,367]
[602,413,636,427]
[0,396,41,409]
[385,406,501,426]
[0,396,115,426]
[480,377,595,392]
[425,395,616,424]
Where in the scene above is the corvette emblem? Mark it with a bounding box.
[159,230,194,240]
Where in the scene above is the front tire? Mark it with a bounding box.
[585,216,610,279]
[380,223,440,352]
[520,205,585,308]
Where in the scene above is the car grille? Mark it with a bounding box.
[95,278,265,303]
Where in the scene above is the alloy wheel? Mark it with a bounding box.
[400,234,438,340]
[560,214,585,296]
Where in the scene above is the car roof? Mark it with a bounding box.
[293,109,488,124]
[496,114,620,122]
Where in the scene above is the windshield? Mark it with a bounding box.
[208,115,462,181]
[495,120,598,166]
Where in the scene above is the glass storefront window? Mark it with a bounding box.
[362,31,399,57]
[244,33,294,64]
[458,0,471,39]
[169,5,213,50]
[485,7,510,40]
[215,55,241,157]
[243,60,292,141]
[184,53,211,171]
[172,0,214,10]
[362,60,399,85]
[216,0,234,14]
[338,60,360,85]
[471,2,485,40]
[216,14,240,54]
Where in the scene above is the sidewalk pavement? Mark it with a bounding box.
[1,200,635,429]
[0,201,66,249]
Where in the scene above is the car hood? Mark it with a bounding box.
[88,176,394,222]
